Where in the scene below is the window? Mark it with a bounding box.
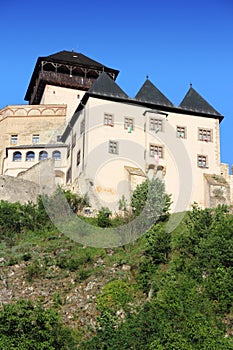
[197,155,208,168]
[109,141,118,154]
[13,151,22,161]
[198,128,212,142]
[80,119,85,134]
[57,135,62,142]
[124,117,134,132]
[32,134,39,144]
[150,118,163,132]
[72,132,76,148]
[104,114,114,126]
[176,126,186,138]
[66,167,71,183]
[149,144,163,158]
[67,145,70,158]
[39,151,48,160]
[52,150,61,160]
[77,150,81,166]
[11,135,18,145]
[26,151,35,161]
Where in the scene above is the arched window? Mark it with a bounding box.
[26,151,35,161]
[39,150,48,160]
[52,150,61,160]
[13,151,22,162]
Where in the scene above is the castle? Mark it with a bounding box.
[0,50,232,211]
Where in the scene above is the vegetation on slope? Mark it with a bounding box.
[0,182,232,349]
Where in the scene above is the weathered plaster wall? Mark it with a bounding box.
[0,175,39,204]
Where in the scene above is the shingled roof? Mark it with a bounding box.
[44,50,114,70]
[25,50,119,103]
[179,85,222,117]
[88,72,128,99]
[135,78,173,107]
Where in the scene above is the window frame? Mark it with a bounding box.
[52,150,61,160]
[109,140,118,154]
[197,154,208,168]
[32,134,40,144]
[39,150,48,161]
[12,151,22,162]
[104,113,114,127]
[80,119,85,135]
[124,117,134,131]
[77,150,81,166]
[26,151,35,162]
[149,144,164,158]
[198,128,212,142]
[176,126,186,139]
[149,118,163,132]
[11,134,18,145]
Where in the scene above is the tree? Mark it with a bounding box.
[131,178,171,223]
[0,299,77,349]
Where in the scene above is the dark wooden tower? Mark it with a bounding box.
[24,50,119,105]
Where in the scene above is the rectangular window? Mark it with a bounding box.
[104,113,114,126]
[197,155,208,168]
[66,167,72,183]
[77,150,81,166]
[124,117,134,132]
[109,141,118,154]
[149,118,163,132]
[32,134,39,144]
[11,135,18,145]
[150,144,163,158]
[176,126,186,138]
[198,128,212,142]
[72,132,76,148]
[67,145,70,159]
[80,119,85,134]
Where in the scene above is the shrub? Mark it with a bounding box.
[97,207,112,227]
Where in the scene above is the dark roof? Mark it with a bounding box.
[44,50,115,70]
[135,79,173,107]
[25,50,119,102]
[88,72,128,99]
[7,143,67,150]
[179,86,222,117]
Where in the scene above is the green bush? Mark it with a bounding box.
[0,299,77,349]
[97,207,112,227]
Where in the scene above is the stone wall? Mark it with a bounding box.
[0,175,39,204]
[17,158,56,196]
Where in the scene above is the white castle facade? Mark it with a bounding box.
[1,50,232,212]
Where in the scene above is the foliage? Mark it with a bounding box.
[145,223,171,264]
[0,199,53,246]
[118,194,127,211]
[60,188,88,213]
[0,199,232,349]
[0,299,77,349]
[96,279,135,315]
[131,177,171,222]
[97,207,112,227]
[80,205,233,349]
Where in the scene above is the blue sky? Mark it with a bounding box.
[1,0,233,170]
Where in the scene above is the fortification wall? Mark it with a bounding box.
[0,175,39,204]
